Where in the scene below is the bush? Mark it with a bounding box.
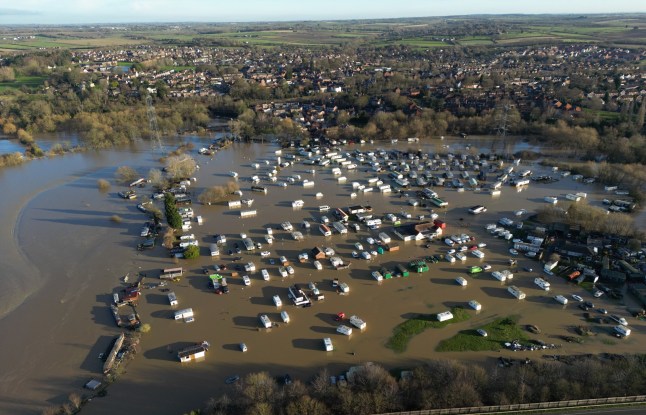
[97,179,111,192]
[184,245,200,259]
[138,323,151,333]
[17,129,34,145]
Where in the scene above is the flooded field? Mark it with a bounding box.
[1,137,644,414]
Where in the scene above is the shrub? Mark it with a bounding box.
[138,323,151,333]
[184,245,200,259]
[97,179,111,192]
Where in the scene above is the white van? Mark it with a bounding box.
[554,295,568,305]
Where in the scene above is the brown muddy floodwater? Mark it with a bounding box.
[1,138,644,415]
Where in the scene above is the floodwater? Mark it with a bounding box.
[0,137,644,415]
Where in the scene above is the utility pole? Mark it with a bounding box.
[146,94,164,155]
[494,102,513,158]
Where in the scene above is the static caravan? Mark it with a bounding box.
[336,325,353,336]
[240,210,257,218]
[259,314,272,329]
[174,308,193,320]
[332,222,348,234]
[160,267,183,280]
[491,271,507,282]
[319,224,332,236]
[280,311,290,323]
[209,244,220,257]
[507,286,526,300]
[436,311,454,322]
[167,292,178,306]
[534,278,550,291]
[554,295,568,305]
[468,300,482,311]
[323,337,334,351]
[378,232,392,244]
[228,200,242,209]
[349,315,366,330]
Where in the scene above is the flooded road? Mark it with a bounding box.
[0,137,643,414]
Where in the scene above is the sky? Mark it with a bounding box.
[0,0,643,25]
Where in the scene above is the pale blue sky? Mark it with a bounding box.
[0,0,643,25]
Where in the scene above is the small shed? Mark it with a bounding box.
[395,264,410,277]
[380,267,393,279]
[409,260,429,273]
[310,247,326,260]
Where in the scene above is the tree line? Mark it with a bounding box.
[194,355,646,415]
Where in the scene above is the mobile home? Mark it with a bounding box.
[174,308,193,320]
[507,286,526,300]
[160,267,183,280]
[323,337,334,351]
[167,292,178,306]
[436,311,454,322]
[534,278,550,291]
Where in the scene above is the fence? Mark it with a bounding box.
[378,395,646,415]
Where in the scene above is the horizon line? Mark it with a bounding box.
[1,12,645,27]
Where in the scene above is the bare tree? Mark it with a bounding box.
[198,182,240,205]
[69,392,82,410]
[165,155,197,180]
[115,166,138,183]
[148,168,168,189]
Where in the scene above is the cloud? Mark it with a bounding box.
[0,8,40,15]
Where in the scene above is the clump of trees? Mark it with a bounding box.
[198,181,240,205]
[198,356,646,415]
[536,202,640,238]
[115,166,138,184]
[0,152,25,168]
[163,193,182,229]
[164,155,197,180]
[147,168,168,190]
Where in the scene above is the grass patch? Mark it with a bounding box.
[0,75,45,91]
[436,315,528,352]
[580,281,594,293]
[386,307,471,353]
